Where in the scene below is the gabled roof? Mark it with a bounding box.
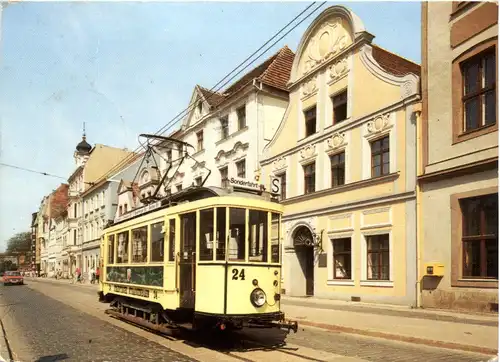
[50,184,69,219]
[197,45,295,109]
[371,44,421,77]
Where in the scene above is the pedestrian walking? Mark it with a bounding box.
[95,267,100,283]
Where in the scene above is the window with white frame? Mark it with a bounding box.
[333,238,352,279]
[370,136,390,178]
[236,159,246,179]
[366,234,390,280]
[237,106,246,130]
[220,116,229,140]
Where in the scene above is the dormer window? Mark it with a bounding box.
[195,176,202,186]
[304,106,317,137]
[237,106,246,130]
[197,102,202,114]
[166,150,172,162]
[119,205,123,216]
[124,204,128,213]
[220,116,229,140]
[332,90,348,125]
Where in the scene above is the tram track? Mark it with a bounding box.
[105,307,331,361]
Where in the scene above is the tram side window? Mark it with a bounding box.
[248,210,268,262]
[216,207,226,261]
[168,219,175,262]
[199,209,214,261]
[150,222,164,262]
[132,226,148,263]
[116,231,129,263]
[108,235,115,264]
[271,213,280,263]
[229,208,246,261]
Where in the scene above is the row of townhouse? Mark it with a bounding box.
[148,4,497,312]
[31,131,150,278]
[29,4,497,312]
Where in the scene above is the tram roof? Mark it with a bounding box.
[106,185,280,229]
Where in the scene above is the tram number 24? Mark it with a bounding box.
[231,268,246,281]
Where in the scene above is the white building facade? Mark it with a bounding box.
[158,46,295,191]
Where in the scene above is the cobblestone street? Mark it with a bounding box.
[0,283,197,362]
[0,278,493,362]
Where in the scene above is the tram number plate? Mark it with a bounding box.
[231,268,246,281]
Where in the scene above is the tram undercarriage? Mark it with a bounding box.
[100,292,298,335]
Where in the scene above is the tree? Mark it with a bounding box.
[6,232,31,253]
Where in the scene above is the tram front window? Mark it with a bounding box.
[215,207,226,261]
[229,208,246,261]
[199,208,214,261]
[248,210,268,262]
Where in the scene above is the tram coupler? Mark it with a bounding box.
[279,319,298,334]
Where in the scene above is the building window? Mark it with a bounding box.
[237,106,246,130]
[236,159,246,178]
[176,184,182,192]
[73,229,77,245]
[304,106,317,137]
[197,102,202,114]
[461,49,496,132]
[220,116,229,140]
[277,172,286,200]
[333,238,351,279]
[166,149,172,162]
[303,162,315,194]
[330,152,345,187]
[371,136,390,177]
[332,90,348,124]
[220,166,228,187]
[195,176,203,186]
[366,234,390,280]
[461,194,498,279]
[73,203,77,218]
[124,204,128,213]
[196,130,204,152]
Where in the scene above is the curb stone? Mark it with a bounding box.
[298,320,498,356]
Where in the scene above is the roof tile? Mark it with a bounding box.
[371,45,421,77]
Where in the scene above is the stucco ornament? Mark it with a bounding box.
[329,57,348,80]
[272,156,287,172]
[300,144,317,160]
[302,76,318,97]
[367,113,391,134]
[301,18,352,76]
[325,132,346,150]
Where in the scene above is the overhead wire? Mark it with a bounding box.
[87,1,326,188]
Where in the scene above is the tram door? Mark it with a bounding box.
[179,212,196,309]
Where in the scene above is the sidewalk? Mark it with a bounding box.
[28,277,498,356]
[281,295,498,355]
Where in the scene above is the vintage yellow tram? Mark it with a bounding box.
[98,181,297,334]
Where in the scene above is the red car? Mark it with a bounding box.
[3,271,24,286]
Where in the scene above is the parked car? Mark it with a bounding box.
[3,271,24,286]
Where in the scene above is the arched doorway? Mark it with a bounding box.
[293,226,315,296]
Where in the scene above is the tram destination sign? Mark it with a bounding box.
[228,176,280,195]
[114,200,162,223]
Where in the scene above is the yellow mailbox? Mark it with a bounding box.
[424,262,444,277]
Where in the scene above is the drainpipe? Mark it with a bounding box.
[252,79,263,180]
[414,106,423,309]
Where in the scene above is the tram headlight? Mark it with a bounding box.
[250,288,266,307]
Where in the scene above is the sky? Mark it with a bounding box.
[0,1,421,251]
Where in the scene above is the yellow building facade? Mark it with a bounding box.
[261,6,421,305]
